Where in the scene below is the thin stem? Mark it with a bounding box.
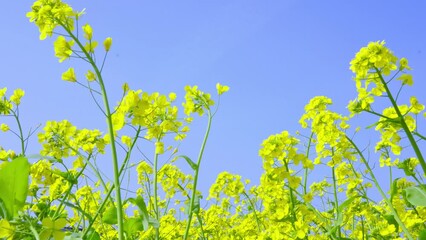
[346,135,414,240]
[183,110,212,240]
[331,163,341,238]
[304,132,314,195]
[53,160,89,219]
[375,67,426,175]
[11,109,25,155]
[284,162,297,230]
[195,214,206,240]
[153,150,160,240]
[81,127,141,238]
[242,191,262,232]
[59,21,125,239]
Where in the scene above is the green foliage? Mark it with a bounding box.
[403,185,426,206]
[0,156,29,219]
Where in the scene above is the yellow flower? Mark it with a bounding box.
[73,156,84,169]
[409,96,424,114]
[122,83,129,93]
[27,0,77,40]
[303,192,313,202]
[104,37,112,51]
[0,219,14,239]
[0,87,6,98]
[39,217,67,240]
[216,83,230,95]
[10,88,25,105]
[399,57,411,70]
[82,24,93,40]
[0,123,9,132]
[54,36,74,63]
[85,70,96,81]
[62,68,77,82]
[397,73,413,86]
[155,141,164,154]
[169,92,177,102]
[121,135,132,148]
[84,41,98,53]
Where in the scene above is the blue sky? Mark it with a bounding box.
[1,1,425,196]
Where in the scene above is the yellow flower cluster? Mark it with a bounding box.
[27,0,78,40]
[183,85,215,116]
[350,40,398,80]
[208,172,246,203]
[0,88,24,115]
[38,120,107,159]
[112,90,185,141]
[15,1,426,238]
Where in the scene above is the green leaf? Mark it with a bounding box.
[0,198,8,219]
[365,122,379,129]
[83,230,101,240]
[148,217,159,229]
[123,217,144,236]
[403,185,426,206]
[185,194,203,215]
[335,196,357,226]
[52,170,77,184]
[63,202,93,222]
[397,159,415,176]
[177,155,198,170]
[418,229,426,240]
[193,194,202,214]
[390,178,400,202]
[127,196,149,230]
[64,233,83,240]
[102,205,118,224]
[0,156,30,219]
[383,214,399,231]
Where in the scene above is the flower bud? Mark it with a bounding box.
[62,68,77,82]
[82,24,93,40]
[103,37,112,51]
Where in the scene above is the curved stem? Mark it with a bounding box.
[195,214,206,239]
[11,109,25,155]
[59,22,125,239]
[81,127,141,238]
[242,191,262,232]
[153,150,160,239]
[284,162,297,230]
[53,160,89,219]
[346,135,414,240]
[183,110,212,240]
[303,132,314,195]
[331,163,341,238]
[375,67,426,175]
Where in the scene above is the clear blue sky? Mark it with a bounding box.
[1,1,425,195]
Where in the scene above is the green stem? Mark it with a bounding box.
[153,150,160,240]
[12,109,25,155]
[81,127,141,238]
[183,110,212,240]
[59,22,125,239]
[303,132,314,195]
[284,162,297,230]
[81,183,114,238]
[346,135,414,240]
[242,191,262,232]
[292,189,337,239]
[53,160,89,219]
[195,214,206,239]
[331,163,341,238]
[375,68,426,175]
